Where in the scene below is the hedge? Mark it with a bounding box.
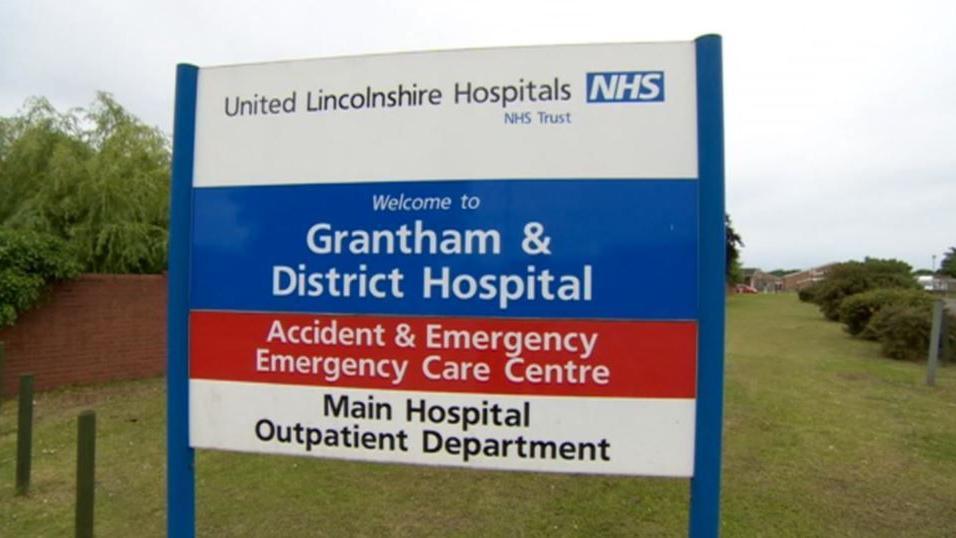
[838,288,934,339]
[868,303,956,361]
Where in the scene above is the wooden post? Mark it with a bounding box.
[75,411,96,538]
[16,374,34,495]
[926,300,943,386]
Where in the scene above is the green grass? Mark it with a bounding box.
[2,294,955,536]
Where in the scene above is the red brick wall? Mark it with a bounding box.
[0,274,166,397]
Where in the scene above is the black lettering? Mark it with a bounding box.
[255,418,274,441]
[422,430,443,453]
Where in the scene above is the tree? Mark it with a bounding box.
[726,214,743,284]
[941,247,956,278]
[0,93,170,273]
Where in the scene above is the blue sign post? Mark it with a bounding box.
[168,63,198,538]
[690,34,726,538]
[168,35,725,537]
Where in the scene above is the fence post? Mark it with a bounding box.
[926,300,943,386]
[76,411,96,538]
[16,374,34,495]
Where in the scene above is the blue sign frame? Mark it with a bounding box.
[168,62,197,537]
[167,35,725,537]
[691,34,726,537]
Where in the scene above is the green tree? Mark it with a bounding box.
[726,214,743,284]
[0,98,90,228]
[0,93,170,273]
[941,247,956,278]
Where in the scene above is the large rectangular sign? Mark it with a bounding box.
[183,42,711,478]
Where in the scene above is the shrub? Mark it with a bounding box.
[838,288,933,338]
[798,284,820,303]
[0,229,79,326]
[869,303,956,361]
[813,260,919,321]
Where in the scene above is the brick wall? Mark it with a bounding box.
[0,274,166,397]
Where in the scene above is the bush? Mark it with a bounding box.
[0,229,79,326]
[798,284,820,303]
[869,303,956,361]
[838,288,933,338]
[812,260,919,321]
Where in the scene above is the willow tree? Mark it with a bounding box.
[0,93,170,273]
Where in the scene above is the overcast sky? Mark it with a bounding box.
[2,0,954,272]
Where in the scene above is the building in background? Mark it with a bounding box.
[742,268,783,292]
[781,263,838,291]
[918,275,955,293]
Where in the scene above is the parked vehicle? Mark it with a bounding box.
[735,284,758,294]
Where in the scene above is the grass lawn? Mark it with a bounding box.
[1,294,954,536]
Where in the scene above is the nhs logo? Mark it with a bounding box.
[586,71,665,103]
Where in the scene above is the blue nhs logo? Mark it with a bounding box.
[586,71,664,103]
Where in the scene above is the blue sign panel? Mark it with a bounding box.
[191,179,698,319]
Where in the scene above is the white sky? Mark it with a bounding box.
[1,0,954,272]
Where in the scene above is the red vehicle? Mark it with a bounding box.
[735,284,758,294]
